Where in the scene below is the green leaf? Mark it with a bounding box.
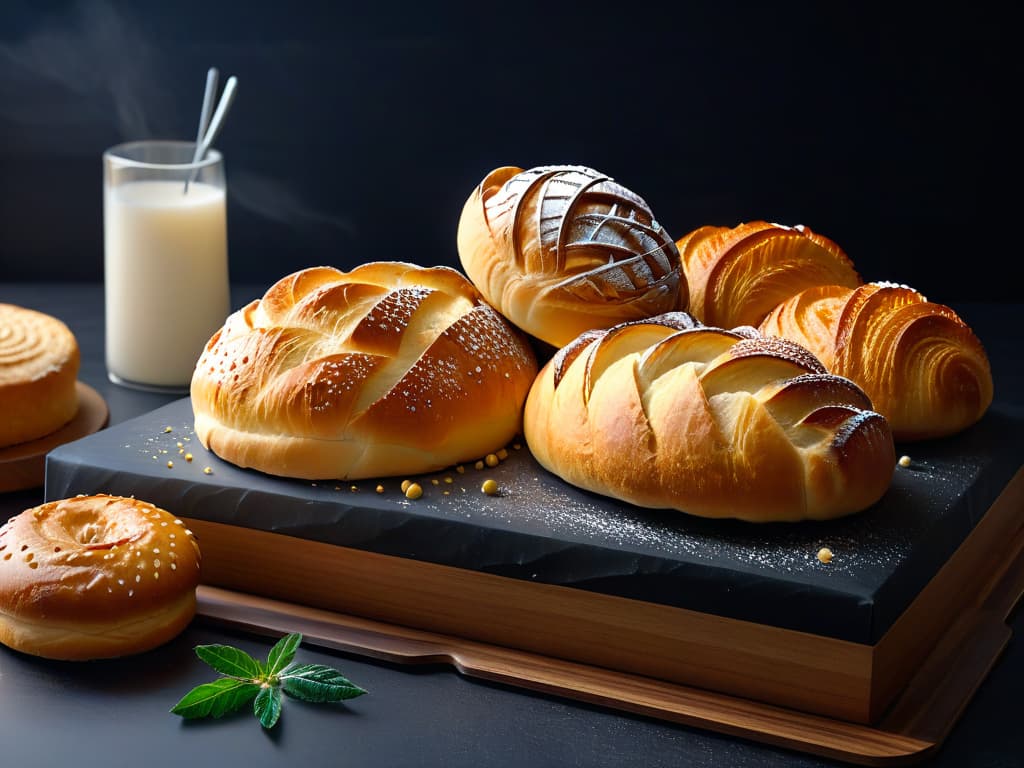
[254,685,282,729]
[265,632,302,677]
[280,662,368,703]
[195,644,263,680]
[171,678,260,719]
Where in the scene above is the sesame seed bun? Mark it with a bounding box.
[0,494,201,660]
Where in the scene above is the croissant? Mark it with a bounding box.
[457,165,685,349]
[523,313,896,522]
[190,262,538,480]
[676,221,861,328]
[1,303,80,447]
[759,282,993,441]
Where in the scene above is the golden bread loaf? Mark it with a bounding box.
[190,262,539,480]
[0,303,80,447]
[523,313,895,522]
[759,282,993,441]
[0,494,201,660]
[457,165,685,349]
[676,221,861,328]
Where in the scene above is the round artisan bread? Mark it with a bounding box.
[0,303,81,447]
[523,313,896,522]
[675,221,862,328]
[190,261,539,480]
[457,165,685,349]
[0,494,202,660]
[759,281,993,441]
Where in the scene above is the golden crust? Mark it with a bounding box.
[457,165,685,348]
[190,262,539,480]
[524,315,895,522]
[0,303,80,447]
[676,221,861,328]
[759,282,994,441]
[0,494,201,660]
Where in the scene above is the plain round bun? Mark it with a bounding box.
[0,494,202,660]
[190,261,539,480]
[0,303,80,447]
[456,165,685,349]
[523,313,896,522]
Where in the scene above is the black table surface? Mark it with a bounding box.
[1,281,1022,768]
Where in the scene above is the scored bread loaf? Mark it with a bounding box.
[676,221,862,328]
[190,262,538,480]
[0,303,80,447]
[759,282,993,441]
[457,165,685,349]
[523,313,895,522]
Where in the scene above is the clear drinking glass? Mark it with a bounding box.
[102,140,230,393]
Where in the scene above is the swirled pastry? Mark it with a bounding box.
[0,303,80,447]
[676,221,861,328]
[759,282,993,441]
[190,262,538,480]
[457,165,685,348]
[524,313,895,522]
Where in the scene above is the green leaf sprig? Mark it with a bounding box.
[171,632,367,728]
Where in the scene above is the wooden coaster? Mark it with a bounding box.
[0,382,109,493]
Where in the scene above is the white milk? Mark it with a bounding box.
[104,179,230,389]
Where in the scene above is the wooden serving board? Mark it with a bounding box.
[0,382,108,493]
[194,492,1024,766]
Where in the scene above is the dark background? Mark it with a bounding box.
[1,1,1019,302]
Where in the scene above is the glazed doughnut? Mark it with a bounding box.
[0,494,202,660]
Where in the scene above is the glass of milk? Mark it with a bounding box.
[103,140,230,393]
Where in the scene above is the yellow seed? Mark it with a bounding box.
[513,443,521,450]
[496,448,509,461]
[817,547,833,564]
[166,461,174,469]
[431,478,440,486]
[404,483,423,500]
[444,476,453,484]
[375,484,384,494]
[481,479,499,496]
[484,453,499,468]
[401,479,412,493]
[456,465,465,474]
[185,453,193,462]
[203,467,213,475]
[474,460,484,471]
[176,442,183,449]
[163,427,173,433]
[898,455,912,468]
[350,485,358,492]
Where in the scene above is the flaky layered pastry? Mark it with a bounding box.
[759,282,993,441]
[676,221,862,328]
[457,165,685,349]
[0,303,80,447]
[524,313,895,522]
[190,262,539,480]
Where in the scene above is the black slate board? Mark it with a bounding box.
[43,397,1024,644]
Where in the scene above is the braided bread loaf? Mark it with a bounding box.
[1,303,80,447]
[676,221,861,328]
[190,262,538,480]
[523,313,895,522]
[759,282,993,441]
[457,165,684,349]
